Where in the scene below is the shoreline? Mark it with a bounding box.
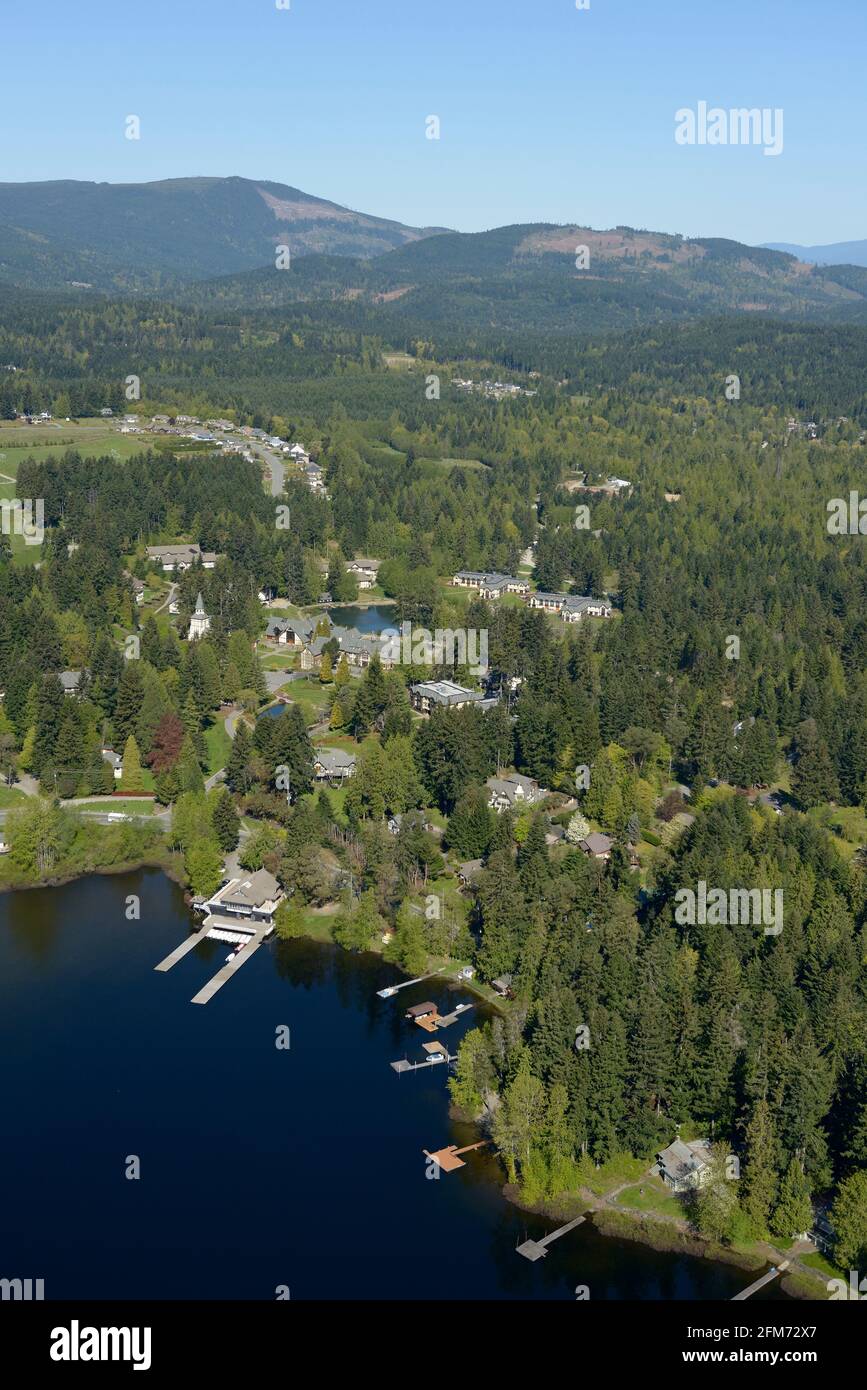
[0,863,831,1299]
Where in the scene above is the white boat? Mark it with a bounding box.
[377,986,397,998]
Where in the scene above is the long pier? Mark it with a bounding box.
[731,1260,789,1300]
[516,1215,586,1262]
[376,967,447,998]
[154,923,211,972]
[190,925,270,1005]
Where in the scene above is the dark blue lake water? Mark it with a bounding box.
[0,870,787,1300]
[327,604,396,634]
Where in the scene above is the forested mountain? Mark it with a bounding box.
[0,176,448,290]
[1,176,865,337]
[185,223,867,332]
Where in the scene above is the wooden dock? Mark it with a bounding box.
[391,1042,452,1073]
[154,922,211,972]
[190,925,269,1005]
[517,1215,586,1261]
[731,1260,788,1300]
[423,1140,488,1173]
[434,1003,474,1028]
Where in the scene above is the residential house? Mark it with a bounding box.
[579,831,614,860]
[452,571,530,600]
[656,1138,713,1193]
[313,747,357,782]
[199,869,284,931]
[409,679,490,713]
[347,557,381,590]
[101,747,122,780]
[561,595,613,622]
[146,544,201,572]
[265,617,316,648]
[457,859,484,886]
[527,591,570,613]
[60,670,84,696]
[486,772,549,813]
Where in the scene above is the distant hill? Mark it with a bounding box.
[186,222,867,333]
[761,239,867,267]
[0,176,449,290]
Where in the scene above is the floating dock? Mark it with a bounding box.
[516,1215,586,1261]
[423,1140,488,1173]
[391,1042,452,1073]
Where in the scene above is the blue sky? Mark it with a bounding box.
[3,0,864,245]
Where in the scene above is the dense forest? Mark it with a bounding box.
[2,279,867,1277]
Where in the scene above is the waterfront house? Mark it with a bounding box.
[655,1138,713,1193]
[347,557,381,589]
[199,869,284,931]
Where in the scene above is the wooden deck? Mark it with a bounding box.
[423,1140,487,1172]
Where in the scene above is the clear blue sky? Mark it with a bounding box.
[3,0,864,245]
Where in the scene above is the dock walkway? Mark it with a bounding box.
[731,1260,789,1300]
[190,925,269,1005]
[154,923,211,972]
[517,1215,586,1262]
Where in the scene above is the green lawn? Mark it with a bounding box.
[75,798,157,816]
[617,1181,684,1220]
[205,717,233,775]
[279,677,329,726]
[0,784,28,808]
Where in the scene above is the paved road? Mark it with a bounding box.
[153,581,178,616]
[248,441,286,497]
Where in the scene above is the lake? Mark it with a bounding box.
[0,870,788,1300]
[327,603,396,634]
